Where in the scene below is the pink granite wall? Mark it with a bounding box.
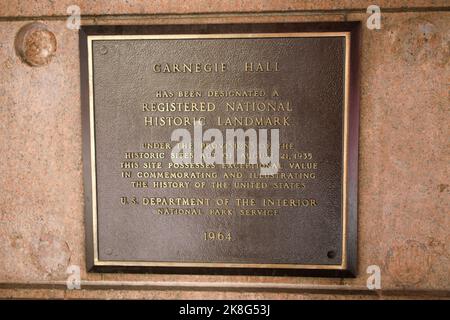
[0,1,448,299]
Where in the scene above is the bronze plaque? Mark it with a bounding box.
[80,23,360,276]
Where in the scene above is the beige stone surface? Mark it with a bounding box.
[1,1,449,18]
[348,11,449,291]
[0,288,388,300]
[0,2,449,299]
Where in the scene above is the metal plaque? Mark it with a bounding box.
[80,23,360,276]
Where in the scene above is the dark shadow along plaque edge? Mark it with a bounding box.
[79,22,361,277]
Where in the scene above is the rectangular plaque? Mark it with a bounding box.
[80,22,360,277]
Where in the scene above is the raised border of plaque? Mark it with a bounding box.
[80,22,360,277]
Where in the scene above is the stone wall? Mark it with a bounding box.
[0,1,448,299]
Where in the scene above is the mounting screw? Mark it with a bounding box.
[15,22,57,67]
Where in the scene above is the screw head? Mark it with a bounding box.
[15,22,57,67]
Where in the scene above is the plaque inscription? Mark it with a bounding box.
[80,23,360,276]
